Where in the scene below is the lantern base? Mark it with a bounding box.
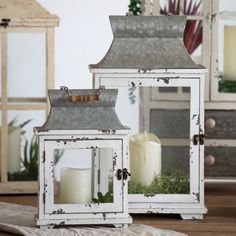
[128,205,207,220]
[36,214,132,229]
[180,213,203,220]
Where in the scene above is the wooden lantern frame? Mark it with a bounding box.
[0,0,59,194]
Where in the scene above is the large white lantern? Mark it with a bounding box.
[90,16,207,219]
[35,87,132,228]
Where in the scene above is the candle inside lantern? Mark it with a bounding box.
[129,131,161,186]
[59,167,91,204]
[8,127,21,174]
[0,126,21,174]
[224,25,236,81]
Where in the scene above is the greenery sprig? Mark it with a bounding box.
[128,169,190,194]
[92,192,113,203]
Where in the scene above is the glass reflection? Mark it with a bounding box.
[53,148,114,204]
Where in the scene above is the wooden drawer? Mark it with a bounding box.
[150,109,236,139]
[205,147,236,177]
[161,146,236,177]
[205,110,236,139]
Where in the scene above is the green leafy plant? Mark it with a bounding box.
[92,191,113,203]
[22,135,38,179]
[127,0,202,104]
[218,72,236,93]
[8,117,32,135]
[8,135,38,181]
[160,0,202,55]
[128,0,142,15]
[128,0,202,55]
[128,169,190,195]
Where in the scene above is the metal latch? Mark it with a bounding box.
[193,134,206,145]
[117,168,131,180]
[0,18,10,28]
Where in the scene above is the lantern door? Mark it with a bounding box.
[129,77,201,205]
[43,137,124,215]
[94,72,204,212]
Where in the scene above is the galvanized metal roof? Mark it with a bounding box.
[0,0,59,27]
[35,87,127,131]
[89,16,203,70]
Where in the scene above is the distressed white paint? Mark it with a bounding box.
[92,68,207,219]
[36,131,132,228]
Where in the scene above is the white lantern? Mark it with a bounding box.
[35,87,132,228]
[90,16,207,220]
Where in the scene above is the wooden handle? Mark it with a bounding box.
[69,95,99,102]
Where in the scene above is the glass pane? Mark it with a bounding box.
[7,110,46,180]
[218,20,236,93]
[219,0,236,12]
[185,20,203,59]
[113,87,140,135]
[159,87,178,93]
[151,86,190,100]
[54,147,114,204]
[160,0,202,16]
[129,86,191,195]
[185,0,202,15]
[7,33,46,100]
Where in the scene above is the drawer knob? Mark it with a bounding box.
[205,118,216,129]
[205,155,215,166]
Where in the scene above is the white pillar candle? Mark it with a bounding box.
[0,126,21,174]
[60,167,91,204]
[129,131,161,186]
[8,127,21,173]
[224,25,236,81]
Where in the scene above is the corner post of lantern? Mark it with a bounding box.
[90,15,208,219]
[35,87,132,228]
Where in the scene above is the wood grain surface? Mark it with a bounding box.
[0,183,235,236]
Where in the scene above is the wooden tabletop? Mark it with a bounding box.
[0,183,236,236]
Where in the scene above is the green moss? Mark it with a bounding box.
[219,79,236,93]
[128,169,190,194]
[8,170,37,181]
[92,192,113,203]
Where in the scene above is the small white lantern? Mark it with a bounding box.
[90,16,207,219]
[35,87,132,228]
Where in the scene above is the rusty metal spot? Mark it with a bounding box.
[144,193,156,197]
[138,68,152,73]
[100,129,117,135]
[192,192,200,201]
[131,81,135,87]
[52,209,66,214]
[146,210,154,214]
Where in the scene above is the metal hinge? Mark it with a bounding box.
[193,134,206,145]
[97,169,100,184]
[42,151,46,163]
[0,18,10,28]
[117,168,131,180]
[43,193,46,204]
